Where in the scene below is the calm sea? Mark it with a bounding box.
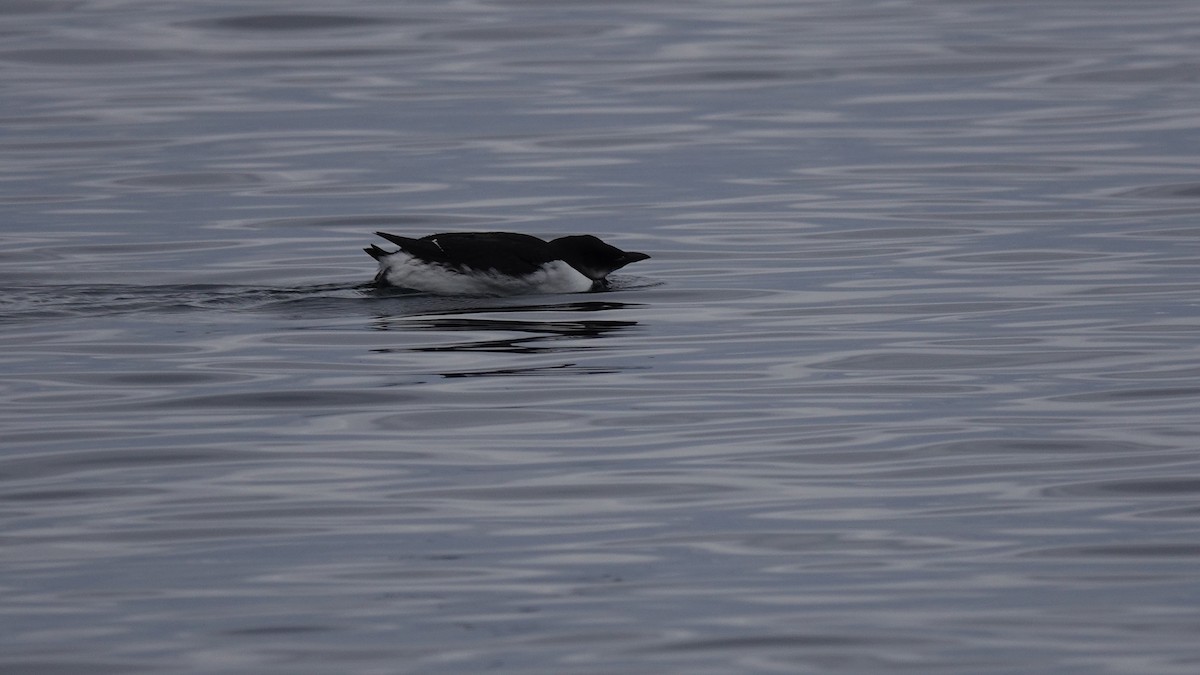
[4,0,1200,672]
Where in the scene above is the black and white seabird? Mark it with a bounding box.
[364,231,650,296]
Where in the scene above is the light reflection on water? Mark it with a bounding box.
[4,0,1200,672]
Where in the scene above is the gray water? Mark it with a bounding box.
[4,0,1200,672]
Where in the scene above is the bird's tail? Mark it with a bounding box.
[363,244,390,260]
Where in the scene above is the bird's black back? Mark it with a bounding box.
[374,231,558,275]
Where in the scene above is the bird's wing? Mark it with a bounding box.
[418,232,556,275]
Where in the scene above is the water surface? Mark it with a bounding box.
[5,0,1200,672]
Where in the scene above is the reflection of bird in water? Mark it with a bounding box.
[411,313,640,377]
[365,231,650,296]
[370,300,640,356]
[415,317,635,353]
[367,300,642,376]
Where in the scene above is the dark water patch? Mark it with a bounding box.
[1129,506,1200,519]
[921,439,1156,457]
[167,503,414,522]
[221,624,333,637]
[372,408,575,432]
[921,336,1043,348]
[776,381,986,397]
[527,125,704,151]
[0,487,163,503]
[0,193,97,205]
[1020,544,1200,559]
[110,172,268,191]
[1112,182,1200,199]
[662,69,796,83]
[805,225,983,240]
[190,14,393,32]
[149,389,417,410]
[1053,62,1200,85]
[1,138,161,152]
[66,525,291,543]
[757,300,1047,318]
[1,428,151,448]
[1043,478,1200,499]
[937,250,1116,264]
[229,213,505,231]
[1137,225,1200,238]
[815,350,1132,372]
[863,58,1060,78]
[66,371,245,387]
[798,162,1079,178]
[426,23,616,43]
[0,661,154,675]
[3,48,180,65]
[0,0,87,13]
[656,633,877,652]
[630,530,959,555]
[615,67,838,89]
[0,447,254,481]
[401,481,734,504]
[1049,387,1200,403]
[224,48,409,61]
[1070,282,1200,298]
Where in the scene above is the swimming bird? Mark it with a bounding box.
[364,231,650,296]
